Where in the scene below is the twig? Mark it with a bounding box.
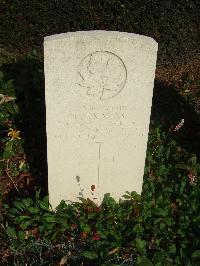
[5,159,20,195]
[108,247,119,255]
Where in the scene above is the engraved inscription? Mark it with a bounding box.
[77,51,127,100]
[66,105,138,142]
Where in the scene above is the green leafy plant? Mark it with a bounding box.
[0,117,199,265]
[0,37,200,265]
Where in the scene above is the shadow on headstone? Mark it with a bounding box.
[2,59,200,199]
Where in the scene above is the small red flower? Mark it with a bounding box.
[80,232,87,239]
[91,184,95,191]
[92,232,100,241]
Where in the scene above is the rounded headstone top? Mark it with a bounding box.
[44,30,158,49]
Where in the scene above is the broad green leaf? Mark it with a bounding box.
[82,251,98,260]
[5,102,16,114]
[168,244,176,254]
[3,140,15,159]
[0,111,9,122]
[136,256,153,266]
[28,207,40,214]
[44,215,56,223]
[13,200,25,210]
[39,196,49,210]
[18,231,25,240]
[17,215,30,222]
[44,223,54,230]
[155,263,162,266]
[175,163,190,171]
[135,238,146,252]
[20,220,32,230]
[133,224,144,234]
[4,87,15,100]
[21,198,33,208]
[102,193,111,203]
[10,208,20,215]
[6,226,17,239]
[80,222,91,233]
[35,189,41,200]
[131,191,141,200]
[175,256,181,264]
[122,194,131,199]
[39,225,45,232]
[192,250,200,260]
[153,251,165,263]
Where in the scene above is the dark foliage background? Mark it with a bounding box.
[1,0,200,65]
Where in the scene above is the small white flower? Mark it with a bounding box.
[188,172,197,185]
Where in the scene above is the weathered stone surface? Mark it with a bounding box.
[44,30,158,208]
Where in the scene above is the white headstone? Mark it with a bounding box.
[44,30,158,208]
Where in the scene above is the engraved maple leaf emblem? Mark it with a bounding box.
[77,51,127,100]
